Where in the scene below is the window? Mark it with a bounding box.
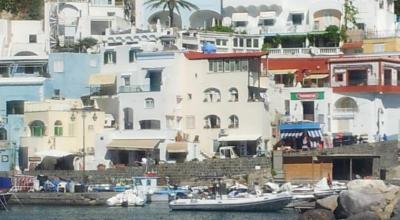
[186,116,195,129]
[166,116,175,129]
[104,50,116,64]
[229,88,239,102]
[262,19,274,26]
[54,121,63,136]
[292,14,303,25]
[335,97,358,112]
[123,76,130,86]
[6,100,24,115]
[145,98,155,108]
[123,108,133,130]
[54,89,60,97]
[373,44,385,53]
[224,60,230,72]
[30,120,45,137]
[53,60,64,73]
[29,35,37,43]
[336,73,344,82]
[139,120,161,129]
[253,39,259,48]
[348,69,368,86]
[241,60,248,72]
[204,115,220,129]
[129,50,137,63]
[239,38,244,47]
[233,38,238,47]
[246,39,252,48]
[229,115,239,128]
[397,70,400,85]
[204,88,221,102]
[0,128,7,140]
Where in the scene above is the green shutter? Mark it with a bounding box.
[112,51,117,63]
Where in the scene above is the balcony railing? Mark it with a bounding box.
[267,47,340,56]
[119,84,160,93]
[348,79,368,86]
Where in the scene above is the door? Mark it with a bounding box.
[302,101,315,121]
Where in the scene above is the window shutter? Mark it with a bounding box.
[112,51,117,63]
[104,53,108,64]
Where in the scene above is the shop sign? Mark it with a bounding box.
[291,92,324,100]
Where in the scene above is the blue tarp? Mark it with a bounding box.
[0,177,12,190]
[279,122,320,131]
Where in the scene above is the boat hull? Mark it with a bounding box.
[169,195,292,212]
[0,193,11,210]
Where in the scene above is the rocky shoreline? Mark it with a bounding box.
[298,180,400,220]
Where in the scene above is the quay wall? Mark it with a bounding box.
[20,157,272,185]
[9,192,118,206]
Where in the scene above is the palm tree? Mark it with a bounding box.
[145,0,199,28]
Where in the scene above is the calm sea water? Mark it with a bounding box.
[0,203,299,220]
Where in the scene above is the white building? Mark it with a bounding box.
[0,19,47,56]
[44,0,131,50]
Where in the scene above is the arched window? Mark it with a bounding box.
[204,115,221,129]
[203,88,221,103]
[145,98,155,108]
[123,108,133,130]
[30,120,45,137]
[0,128,7,140]
[229,115,239,128]
[54,121,63,136]
[335,97,358,112]
[229,88,239,102]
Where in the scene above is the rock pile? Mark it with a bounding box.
[299,179,400,220]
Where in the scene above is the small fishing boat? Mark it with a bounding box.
[169,192,292,212]
[106,189,145,207]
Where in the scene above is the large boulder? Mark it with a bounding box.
[347,179,389,194]
[391,199,400,220]
[345,211,380,220]
[334,190,386,219]
[297,209,335,220]
[316,195,338,212]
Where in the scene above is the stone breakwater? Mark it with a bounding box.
[299,179,400,220]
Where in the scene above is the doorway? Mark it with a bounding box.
[302,101,315,121]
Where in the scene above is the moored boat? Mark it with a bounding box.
[169,192,292,212]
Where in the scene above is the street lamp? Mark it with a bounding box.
[70,108,98,175]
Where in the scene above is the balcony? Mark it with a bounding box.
[267,47,340,56]
[119,84,160,93]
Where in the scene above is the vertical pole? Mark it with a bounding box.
[349,158,353,180]
[82,112,86,178]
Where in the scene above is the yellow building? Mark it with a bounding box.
[363,37,400,53]
[20,99,105,170]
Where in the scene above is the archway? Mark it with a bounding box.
[189,10,222,29]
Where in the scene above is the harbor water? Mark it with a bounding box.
[0,203,299,220]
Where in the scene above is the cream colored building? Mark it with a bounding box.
[179,51,271,157]
[20,99,105,170]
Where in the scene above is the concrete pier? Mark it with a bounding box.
[9,192,118,206]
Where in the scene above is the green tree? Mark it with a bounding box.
[144,0,199,28]
[75,37,98,53]
[324,25,341,46]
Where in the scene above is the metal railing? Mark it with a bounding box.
[119,85,160,93]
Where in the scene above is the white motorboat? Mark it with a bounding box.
[169,192,292,212]
[106,189,145,207]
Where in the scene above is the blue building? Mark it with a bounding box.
[47,53,101,99]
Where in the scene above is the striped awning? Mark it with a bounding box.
[307,130,323,138]
[280,131,304,139]
[280,129,322,139]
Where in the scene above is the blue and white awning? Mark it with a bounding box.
[280,131,304,139]
[307,130,323,138]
